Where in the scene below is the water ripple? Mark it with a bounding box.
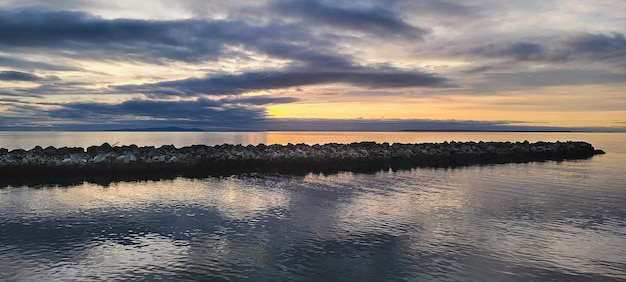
[1,157,625,281]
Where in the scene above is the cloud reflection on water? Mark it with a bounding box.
[1,159,625,280]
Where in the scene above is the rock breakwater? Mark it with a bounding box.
[0,141,604,186]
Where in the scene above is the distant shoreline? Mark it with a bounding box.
[398,129,577,133]
[93,128,618,133]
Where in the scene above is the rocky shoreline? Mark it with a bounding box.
[0,141,604,187]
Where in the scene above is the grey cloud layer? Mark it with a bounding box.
[272,0,428,39]
[469,33,626,69]
[0,71,43,81]
[0,9,256,62]
[0,7,443,94]
[0,4,450,130]
[0,4,425,64]
[1,0,624,131]
[451,32,626,93]
[117,70,448,97]
[43,95,303,128]
[49,98,262,120]
[0,56,80,72]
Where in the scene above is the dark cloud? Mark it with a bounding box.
[223,96,301,105]
[0,8,372,73]
[500,42,543,61]
[0,56,80,71]
[0,0,98,11]
[0,8,357,65]
[117,70,448,97]
[419,1,478,17]
[0,70,43,81]
[257,41,357,70]
[471,69,626,93]
[38,96,544,132]
[0,7,447,100]
[468,32,626,69]
[455,32,626,93]
[44,95,301,129]
[470,41,551,61]
[0,9,260,63]
[48,98,256,120]
[0,100,53,128]
[569,32,626,54]
[1,2,622,132]
[272,0,428,40]
[395,0,484,21]
[0,9,131,46]
[567,33,626,67]
[0,98,23,103]
[462,65,499,74]
[0,80,103,97]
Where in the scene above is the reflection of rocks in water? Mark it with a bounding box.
[0,141,604,187]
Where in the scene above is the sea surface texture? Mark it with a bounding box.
[1,132,625,281]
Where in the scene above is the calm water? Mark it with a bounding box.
[1,132,625,281]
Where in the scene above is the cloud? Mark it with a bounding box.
[48,98,257,120]
[461,65,503,74]
[116,69,449,97]
[472,42,545,61]
[0,8,359,66]
[569,32,626,53]
[260,118,578,132]
[4,95,618,131]
[223,96,301,105]
[0,7,449,101]
[0,9,257,63]
[0,70,43,81]
[567,32,626,67]
[0,7,372,72]
[482,69,626,89]
[394,0,486,25]
[468,32,626,69]
[43,95,301,129]
[272,0,428,40]
[417,1,479,18]
[463,69,626,94]
[0,98,24,103]
[0,0,98,11]
[0,100,55,128]
[450,31,626,92]
[38,97,540,132]
[0,56,80,72]
[0,2,623,131]
[468,40,564,63]
[256,41,357,70]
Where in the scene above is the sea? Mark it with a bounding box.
[0,131,624,281]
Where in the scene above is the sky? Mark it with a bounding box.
[0,0,625,131]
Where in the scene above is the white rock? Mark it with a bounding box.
[94,154,107,163]
[114,155,130,164]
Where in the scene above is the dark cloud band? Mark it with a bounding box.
[0,70,42,81]
[118,70,448,96]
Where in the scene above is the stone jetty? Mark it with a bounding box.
[0,141,604,187]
